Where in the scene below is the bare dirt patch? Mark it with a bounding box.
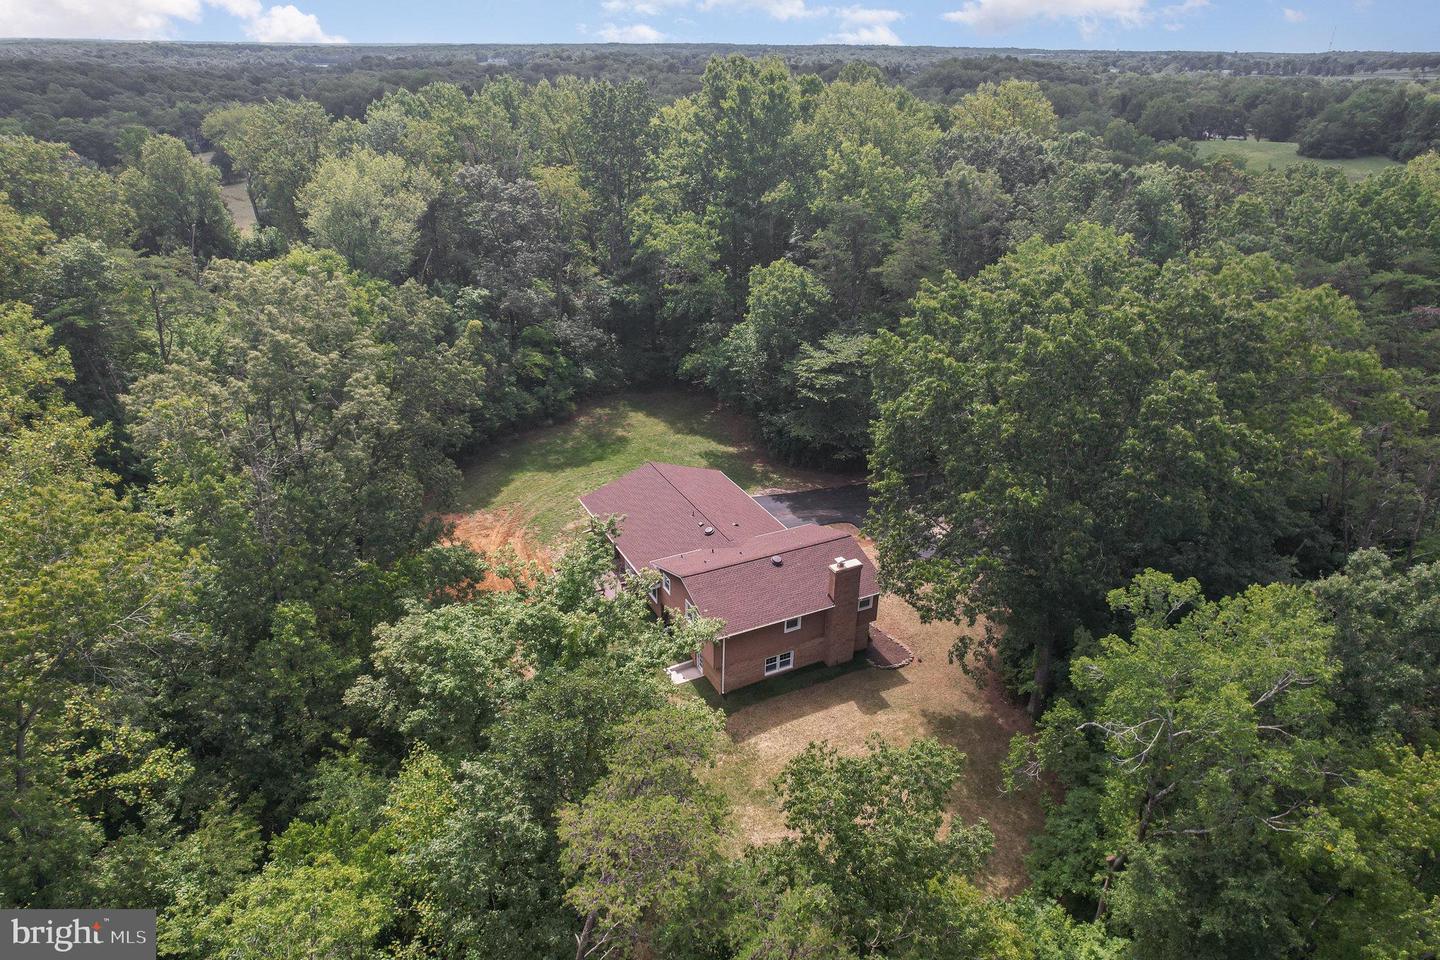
[708,530,1044,895]
[441,506,553,592]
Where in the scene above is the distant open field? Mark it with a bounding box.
[453,389,856,547]
[1196,139,1400,179]
[218,180,258,234]
[199,151,258,233]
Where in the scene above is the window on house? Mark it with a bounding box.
[685,599,698,622]
[662,573,672,594]
[858,595,874,611]
[783,616,802,633]
[764,650,794,676]
[696,647,704,671]
[648,584,658,603]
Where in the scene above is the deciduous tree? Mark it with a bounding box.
[1008,573,1338,958]
[120,134,235,260]
[298,148,436,280]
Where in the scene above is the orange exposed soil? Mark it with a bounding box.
[441,506,553,592]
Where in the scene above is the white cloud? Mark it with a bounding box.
[699,0,823,21]
[943,0,1150,33]
[0,0,343,42]
[1158,0,1208,28]
[244,3,345,41]
[1159,0,1207,16]
[825,6,904,43]
[0,0,204,39]
[600,0,687,13]
[208,0,261,16]
[836,5,902,25]
[596,21,668,40]
[1282,6,1306,21]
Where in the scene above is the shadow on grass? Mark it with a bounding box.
[519,407,630,473]
[612,390,847,492]
[683,656,883,716]
[625,392,779,489]
[919,706,1047,896]
[459,402,633,510]
[454,388,860,541]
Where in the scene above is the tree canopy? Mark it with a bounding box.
[2,47,1438,960]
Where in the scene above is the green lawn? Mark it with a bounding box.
[1195,139,1400,180]
[455,390,850,544]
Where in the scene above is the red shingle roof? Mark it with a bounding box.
[655,523,848,576]
[578,462,784,569]
[666,525,879,637]
[580,463,879,638]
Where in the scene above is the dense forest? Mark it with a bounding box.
[2,41,1439,959]
[3,40,1440,166]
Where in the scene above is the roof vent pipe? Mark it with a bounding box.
[704,526,715,536]
[771,555,784,566]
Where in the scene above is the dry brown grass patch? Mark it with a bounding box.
[705,529,1044,895]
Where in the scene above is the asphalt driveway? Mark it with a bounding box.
[754,482,871,530]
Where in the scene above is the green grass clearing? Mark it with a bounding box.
[455,389,854,544]
[199,151,258,234]
[1196,139,1400,180]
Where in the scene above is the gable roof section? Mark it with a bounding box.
[654,523,846,576]
[578,461,784,569]
[662,524,881,638]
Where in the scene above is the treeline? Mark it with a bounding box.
[912,66,1440,161]
[3,40,1439,169]
[1297,80,1440,158]
[2,51,1439,958]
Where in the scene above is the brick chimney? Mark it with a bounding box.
[824,556,863,666]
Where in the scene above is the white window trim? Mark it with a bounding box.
[857,595,874,611]
[764,650,794,676]
[716,603,835,641]
[648,584,659,603]
[685,599,698,622]
[783,616,802,634]
[662,572,672,594]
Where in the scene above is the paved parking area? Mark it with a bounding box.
[754,482,871,530]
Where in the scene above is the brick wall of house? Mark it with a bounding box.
[656,571,687,621]
[856,597,879,651]
[658,567,883,694]
[655,571,717,679]
[718,609,832,691]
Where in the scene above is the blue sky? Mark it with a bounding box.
[3,0,1437,52]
